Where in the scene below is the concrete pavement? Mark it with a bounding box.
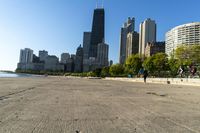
[0,77,200,133]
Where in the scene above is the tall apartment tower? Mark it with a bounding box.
[119,17,135,64]
[83,32,91,60]
[19,48,33,63]
[97,41,109,67]
[165,22,200,56]
[89,8,105,58]
[139,18,156,57]
[126,31,139,58]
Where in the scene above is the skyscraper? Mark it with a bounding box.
[74,45,84,72]
[19,48,33,63]
[97,41,109,67]
[83,32,91,60]
[89,8,105,58]
[119,17,135,64]
[60,53,70,64]
[139,18,156,57]
[126,31,139,58]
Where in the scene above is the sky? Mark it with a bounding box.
[0,0,200,71]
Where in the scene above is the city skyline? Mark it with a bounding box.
[0,0,200,70]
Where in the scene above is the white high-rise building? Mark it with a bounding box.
[19,48,33,63]
[139,18,156,57]
[165,22,200,56]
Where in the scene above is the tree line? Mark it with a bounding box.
[101,45,200,78]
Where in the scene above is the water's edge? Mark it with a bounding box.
[0,72,40,78]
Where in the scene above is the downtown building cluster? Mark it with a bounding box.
[119,18,165,64]
[16,8,200,70]
[119,18,200,64]
[17,7,110,72]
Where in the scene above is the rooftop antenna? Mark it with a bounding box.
[102,0,104,8]
[96,0,104,8]
[96,0,98,8]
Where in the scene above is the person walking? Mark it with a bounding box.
[178,65,184,78]
[138,67,144,77]
[191,66,197,77]
[143,69,148,83]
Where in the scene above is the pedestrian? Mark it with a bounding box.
[178,65,184,78]
[143,69,148,83]
[191,66,197,77]
[138,67,144,77]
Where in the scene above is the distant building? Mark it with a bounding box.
[66,58,75,72]
[139,18,156,57]
[89,8,105,58]
[165,22,200,56]
[83,59,90,72]
[17,48,34,70]
[44,56,64,71]
[145,42,165,57]
[61,53,70,64]
[19,48,33,63]
[83,32,91,59]
[18,49,44,71]
[18,49,65,71]
[33,54,40,63]
[71,54,76,60]
[119,17,135,64]
[126,31,139,58]
[39,50,48,62]
[74,45,83,73]
[97,42,109,67]
[82,58,94,72]
[109,60,113,66]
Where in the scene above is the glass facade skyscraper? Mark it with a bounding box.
[89,8,105,58]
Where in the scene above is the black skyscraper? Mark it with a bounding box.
[89,8,105,58]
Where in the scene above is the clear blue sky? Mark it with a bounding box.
[0,0,200,70]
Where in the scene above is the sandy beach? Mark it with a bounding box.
[0,77,200,133]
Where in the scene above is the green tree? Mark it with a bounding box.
[143,56,155,74]
[168,57,180,77]
[153,53,168,73]
[189,45,200,64]
[175,45,192,65]
[101,67,110,77]
[109,64,124,77]
[125,54,142,75]
[143,53,168,76]
[92,68,102,77]
[175,45,200,65]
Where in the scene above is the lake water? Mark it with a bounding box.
[0,72,37,78]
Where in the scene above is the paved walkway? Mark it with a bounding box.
[0,77,200,133]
